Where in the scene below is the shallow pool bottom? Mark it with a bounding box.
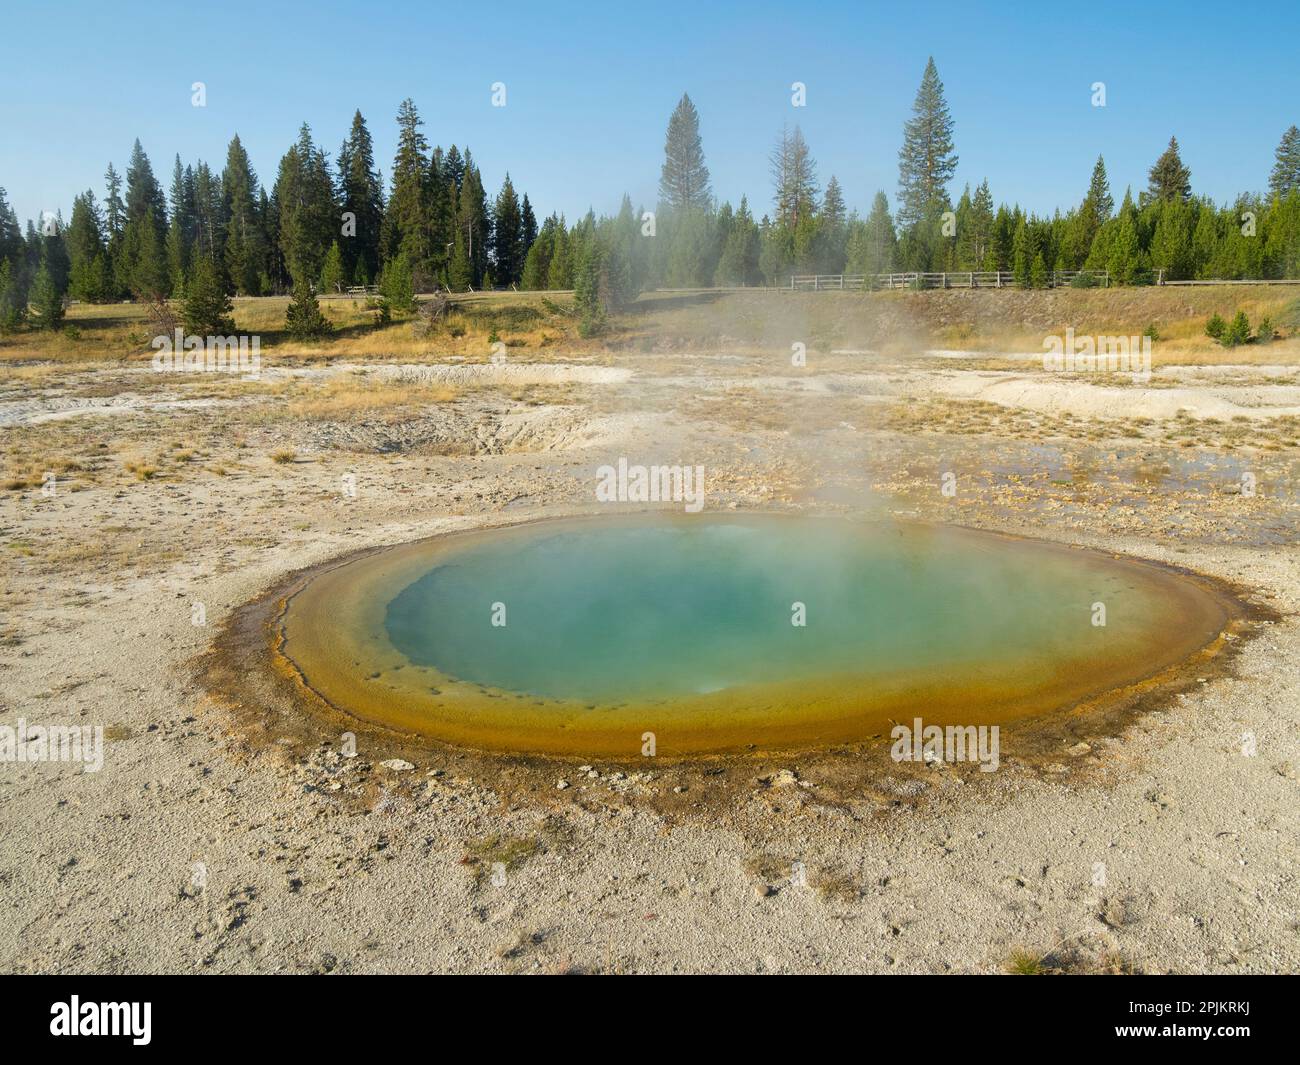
[275,514,1238,757]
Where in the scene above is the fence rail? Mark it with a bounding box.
[1155,270,1300,286]
[790,270,1110,291]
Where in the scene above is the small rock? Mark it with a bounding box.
[379,759,414,771]
[556,779,570,790]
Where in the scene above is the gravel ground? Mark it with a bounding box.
[1,347,1296,974]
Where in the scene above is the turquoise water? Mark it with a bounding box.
[383,517,1150,703]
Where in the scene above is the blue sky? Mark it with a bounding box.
[4,0,1298,228]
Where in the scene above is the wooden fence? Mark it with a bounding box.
[789,270,1109,291]
[1154,270,1300,286]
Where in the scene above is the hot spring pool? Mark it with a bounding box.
[276,514,1235,756]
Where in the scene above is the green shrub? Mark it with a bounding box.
[1205,313,1226,341]
[181,256,235,335]
[1223,310,1251,347]
[29,263,66,330]
[378,253,416,313]
[284,280,333,340]
[1029,253,1048,289]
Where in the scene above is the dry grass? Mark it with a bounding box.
[6,287,1297,369]
[626,286,1300,366]
[281,376,458,420]
[0,292,585,368]
[1003,941,1142,975]
[1004,947,1048,975]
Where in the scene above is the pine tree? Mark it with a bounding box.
[986,206,1013,271]
[29,261,65,329]
[521,220,553,290]
[458,158,490,287]
[427,149,454,284]
[574,240,607,336]
[338,110,384,285]
[897,57,958,230]
[1012,218,1031,287]
[491,174,524,286]
[385,98,433,277]
[715,196,761,285]
[223,135,265,295]
[191,162,224,264]
[67,191,109,302]
[448,232,473,291]
[1149,199,1195,280]
[521,194,538,257]
[658,93,712,211]
[320,241,345,293]
[121,209,168,299]
[956,180,993,269]
[0,259,24,331]
[274,124,336,286]
[857,192,897,276]
[116,144,168,298]
[547,221,573,289]
[165,156,193,295]
[378,251,416,310]
[770,125,818,227]
[181,253,235,335]
[125,139,167,235]
[1107,208,1141,284]
[444,146,466,192]
[0,187,26,327]
[0,196,21,272]
[1086,156,1114,222]
[285,277,333,338]
[1270,126,1300,199]
[103,163,126,244]
[1147,136,1192,204]
[1224,309,1251,347]
[42,213,71,295]
[1029,251,1048,289]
